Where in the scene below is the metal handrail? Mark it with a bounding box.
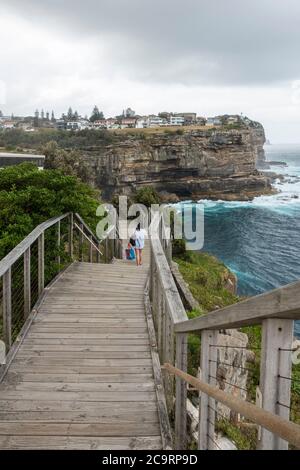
[0,213,71,277]
[74,213,99,244]
[74,222,103,255]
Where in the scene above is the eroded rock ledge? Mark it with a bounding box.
[83,123,273,201]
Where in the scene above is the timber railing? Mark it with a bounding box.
[148,212,300,450]
[0,212,122,374]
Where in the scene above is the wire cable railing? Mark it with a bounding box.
[148,211,300,450]
[0,212,121,378]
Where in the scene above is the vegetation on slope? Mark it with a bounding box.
[0,163,100,260]
[0,128,120,152]
[174,244,300,448]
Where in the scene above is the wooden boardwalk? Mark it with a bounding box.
[0,245,165,449]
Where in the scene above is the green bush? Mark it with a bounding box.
[172,239,186,256]
[0,163,101,260]
[134,186,161,207]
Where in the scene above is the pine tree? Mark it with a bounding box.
[34,110,39,128]
[67,107,73,120]
[90,106,104,122]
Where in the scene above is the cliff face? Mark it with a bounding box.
[84,125,272,201]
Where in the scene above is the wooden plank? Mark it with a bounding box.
[4,372,154,383]
[0,422,161,437]
[1,381,155,392]
[175,282,300,333]
[22,338,150,345]
[0,435,162,450]
[33,318,146,324]
[37,312,146,318]
[26,333,150,339]
[0,411,159,423]
[28,328,148,334]
[13,358,153,366]
[0,400,158,412]
[19,344,151,352]
[16,351,151,359]
[9,366,154,375]
[0,391,157,402]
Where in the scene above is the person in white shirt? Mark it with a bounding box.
[133,223,145,266]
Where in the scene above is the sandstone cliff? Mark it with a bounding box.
[83,123,273,201]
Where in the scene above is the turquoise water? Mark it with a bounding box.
[179,144,300,337]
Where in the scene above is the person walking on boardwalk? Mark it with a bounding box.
[134,223,145,266]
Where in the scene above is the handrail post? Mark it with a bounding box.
[97,241,101,263]
[258,318,294,450]
[3,268,12,350]
[175,332,188,449]
[199,329,218,450]
[68,213,73,259]
[38,233,44,295]
[166,238,172,266]
[164,311,174,412]
[105,237,109,263]
[79,223,84,261]
[24,247,31,318]
[89,236,93,263]
[56,220,61,267]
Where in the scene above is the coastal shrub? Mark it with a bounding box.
[43,141,93,184]
[174,251,239,311]
[0,163,100,260]
[172,238,186,256]
[134,186,161,207]
[0,128,121,151]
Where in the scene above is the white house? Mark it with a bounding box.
[170,115,185,126]
[206,117,222,126]
[148,115,164,127]
[136,117,148,129]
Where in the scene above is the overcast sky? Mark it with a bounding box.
[1,0,300,142]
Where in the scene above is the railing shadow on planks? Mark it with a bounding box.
[0,212,122,381]
[148,213,300,450]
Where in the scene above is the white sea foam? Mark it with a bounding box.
[193,162,300,215]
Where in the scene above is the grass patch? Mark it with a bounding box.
[174,251,239,312]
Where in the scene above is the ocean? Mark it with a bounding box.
[179,144,300,337]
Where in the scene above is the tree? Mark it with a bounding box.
[33,109,39,128]
[0,163,101,260]
[67,107,73,120]
[43,141,93,184]
[51,111,55,122]
[90,106,104,122]
[134,186,161,207]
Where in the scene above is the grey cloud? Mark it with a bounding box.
[3,0,300,86]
